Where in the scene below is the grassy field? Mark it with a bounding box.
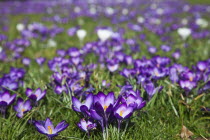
[0,0,210,140]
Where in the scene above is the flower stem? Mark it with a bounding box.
[47,136,53,140]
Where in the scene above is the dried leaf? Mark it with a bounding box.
[180,125,194,139]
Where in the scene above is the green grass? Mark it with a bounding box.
[0,2,210,140]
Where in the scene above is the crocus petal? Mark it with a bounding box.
[44,118,55,133]
[90,109,103,121]
[35,88,42,97]
[24,100,32,111]
[26,88,33,96]
[54,120,69,133]
[72,97,81,112]
[84,93,93,109]
[104,92,115,106]
[35,121,48,134]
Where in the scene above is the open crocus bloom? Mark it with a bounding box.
[72,93,93,113]
[34,118,69,139]
[93,92,115,114]
[114,103,133,120]
[77,119,96,132]
[0,92,16,106]
[143,81,163,98]
[179,80,196,91]
[26,88,46,102]
[121,94,146,110]
[13,98,32,118]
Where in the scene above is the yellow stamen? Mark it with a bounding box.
[155,72,159,76]
[48,126,53,134]
[104,105,108,111]
[189,77,193,82]
[119,110,124,116]
[21,109,25,112]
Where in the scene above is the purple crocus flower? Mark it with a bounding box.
[114,103,133,120]
[77,118,96,136]
[114,103,133,132]
[143,81,163,99]
[121,94,146,110]
[14,98,32,118]
[172,50,181,60]
[197,61,208,72]
[161,45,171,52]
[34,118,69,140]
[26,88,46,103]
[179,80,196,92]
[36,57,46,66]
[148,46,157,54]
[22,57,31,66]
[72,93,93,116]
[169,67,179,84]
[107,59,119,73]
[93,92,115,117]
[0,92,16,117]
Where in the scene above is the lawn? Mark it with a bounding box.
[0,0,210,140]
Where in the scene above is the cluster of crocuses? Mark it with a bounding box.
[0,38,30,62]
[0,67,47,118]
[0,87,46,118]
[72,89,146,138]
[169,60,210,95]
[20,22,63,40]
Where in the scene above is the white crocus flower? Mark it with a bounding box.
[47,39,57,48]
[196,18,208,28]
[97,29,113,42]
[137,16,145,23]
[177,27,192,40]
[16,23,25,32]
[76,29,87,41]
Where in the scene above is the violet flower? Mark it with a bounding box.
[114,103,133,132]
[14,98,32,118]
[34,118,69,140]
[77,119,96,137]
[26,88,46,104]
[0,92,16,117]
[36,57,46,66]
[72,93,93,116]
[143,81,163,99]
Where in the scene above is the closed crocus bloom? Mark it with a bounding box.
[97,29,113,42]
[14,98,32,118]
[76,29,87,41]
[16,23,25,32]
[93,92,115,115]
[34,118,69,140]
[177,27,191,40]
